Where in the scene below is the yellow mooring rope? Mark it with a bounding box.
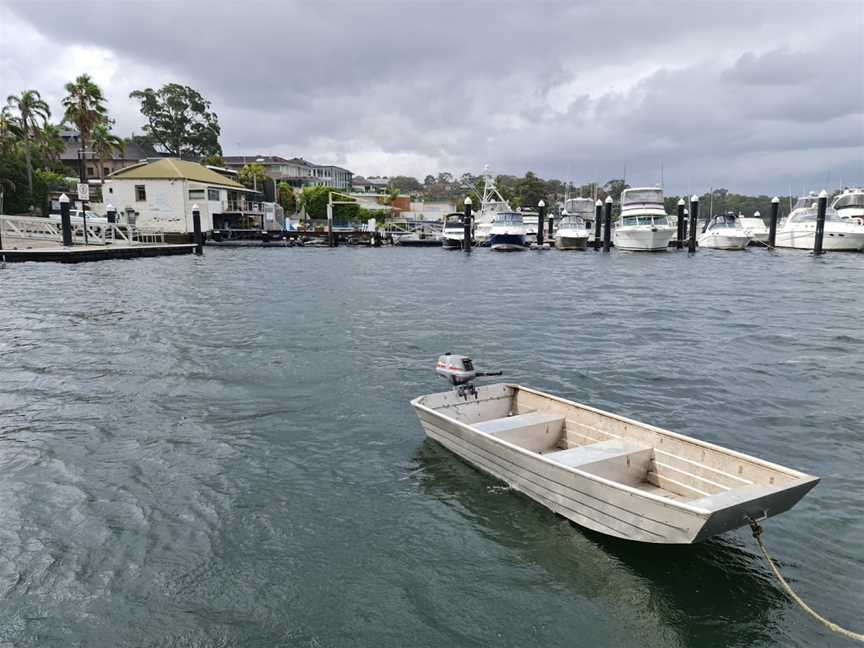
[748,519,864,643]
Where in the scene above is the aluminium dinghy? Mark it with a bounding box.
[412,355,819,544]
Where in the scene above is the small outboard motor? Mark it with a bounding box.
[436,353,502,398]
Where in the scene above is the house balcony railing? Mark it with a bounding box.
[223,200,263,213]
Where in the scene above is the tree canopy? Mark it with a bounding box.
[129,83,222,159]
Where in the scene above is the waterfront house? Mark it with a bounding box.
[309,164,353,190]
[58,128,161,180]
[223,155,316,189]
[102,158,259,234]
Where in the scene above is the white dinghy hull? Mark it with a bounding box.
[411,384,818,544]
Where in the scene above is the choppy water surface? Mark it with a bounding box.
[0,246,862,647]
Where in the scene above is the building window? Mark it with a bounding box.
[135,185,146,201]
[207,188,220,201]
[189,189,205,199]
[103,167,110,176]
[87,166,95,176]
[108,187,113,194]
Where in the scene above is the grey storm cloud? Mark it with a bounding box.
[1,0,862,194]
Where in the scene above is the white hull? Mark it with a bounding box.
[412,384,818,544]
[490,242,527,251]
[555,234,589,250]
[775,229,864,251]
[613,227,674,251]
[698,233,751,250]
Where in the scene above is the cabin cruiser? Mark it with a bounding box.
[472,168,511,245]
[563,197,596,244]
[521,209,539,241]
[697,212,752,250]
[441,212,467,249]
[738,211,769,245]
[613,187,675,251]
[831,188,864,224]
[775,194,864,251]
[554,211,589,250]
[413,355,819,544]
[489,212,527,251]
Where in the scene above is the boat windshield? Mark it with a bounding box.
[494,212,524,224]
[788,208,840,223]
[792,196,819,210]
[621,216,667,226]
[709,214,738,229]
[833,192,864,209]
[559,216,585,229]
[621,188,664,206]
[564,198,595,216]
[443,213,465,226]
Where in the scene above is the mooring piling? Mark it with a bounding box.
[768,196,779,248]
[676,198,685,249]
[603,195,612,252]
[813,189,827,255]
[688,195,699,252]
[537,199,546,246]
[463,196,473,251]
[594,200,602,250]
[59,193,72,247]
[192,204,203,255]
[548,212,554,240]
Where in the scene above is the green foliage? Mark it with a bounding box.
[277,181,296,213]
[299,186,359,224]
[129,83,221,158]
[201,153,225,167]
[238,163,266,189]
[663,189,786,220]
[32,168,67,215]
[62,75,108,181]
[603,179,630,202]
[388,175,421,194]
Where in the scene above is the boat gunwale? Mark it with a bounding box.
[411,383,818,516]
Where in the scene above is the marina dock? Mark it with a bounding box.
[0,236,195,263]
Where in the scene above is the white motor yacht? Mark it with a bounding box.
[698,212,752,250]
[613,187,675,251]
[831,188,864,224]
[563,197,596,244]
[775,193,864,251]
[489,212,527,251]
[554,212,589,250]
[738,211,769,245]
[441,212,466,249]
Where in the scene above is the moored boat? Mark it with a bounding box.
[775,194,864,251]
[613,187,675,251]
[739,211,769,245]
[698,212,752,250]
[441,212,467,249]
[489,212,527,251]
[554,212,589,250]
[412,378,819,544]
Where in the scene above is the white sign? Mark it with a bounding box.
[76,183,90,201]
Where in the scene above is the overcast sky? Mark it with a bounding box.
[1,0,862,195]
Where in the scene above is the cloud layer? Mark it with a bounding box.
[1,0,862,194]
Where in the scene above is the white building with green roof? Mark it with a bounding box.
[103,158,265,234]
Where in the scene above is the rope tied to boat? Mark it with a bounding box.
[747,518,864,643]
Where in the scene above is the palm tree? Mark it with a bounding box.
[91,123,125,180]
[62,74,107,182]
[6,89,50,197]
[0,106,23,152]
[37,123,67,171]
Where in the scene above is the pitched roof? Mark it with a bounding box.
[107,158,247,189]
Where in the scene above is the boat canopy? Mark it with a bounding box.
[621,188,664,206]
[443,212,466,225]
[493,212,524,224]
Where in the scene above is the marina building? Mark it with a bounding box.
[102,158,265,234]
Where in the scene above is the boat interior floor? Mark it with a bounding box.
[473,411,694,503]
